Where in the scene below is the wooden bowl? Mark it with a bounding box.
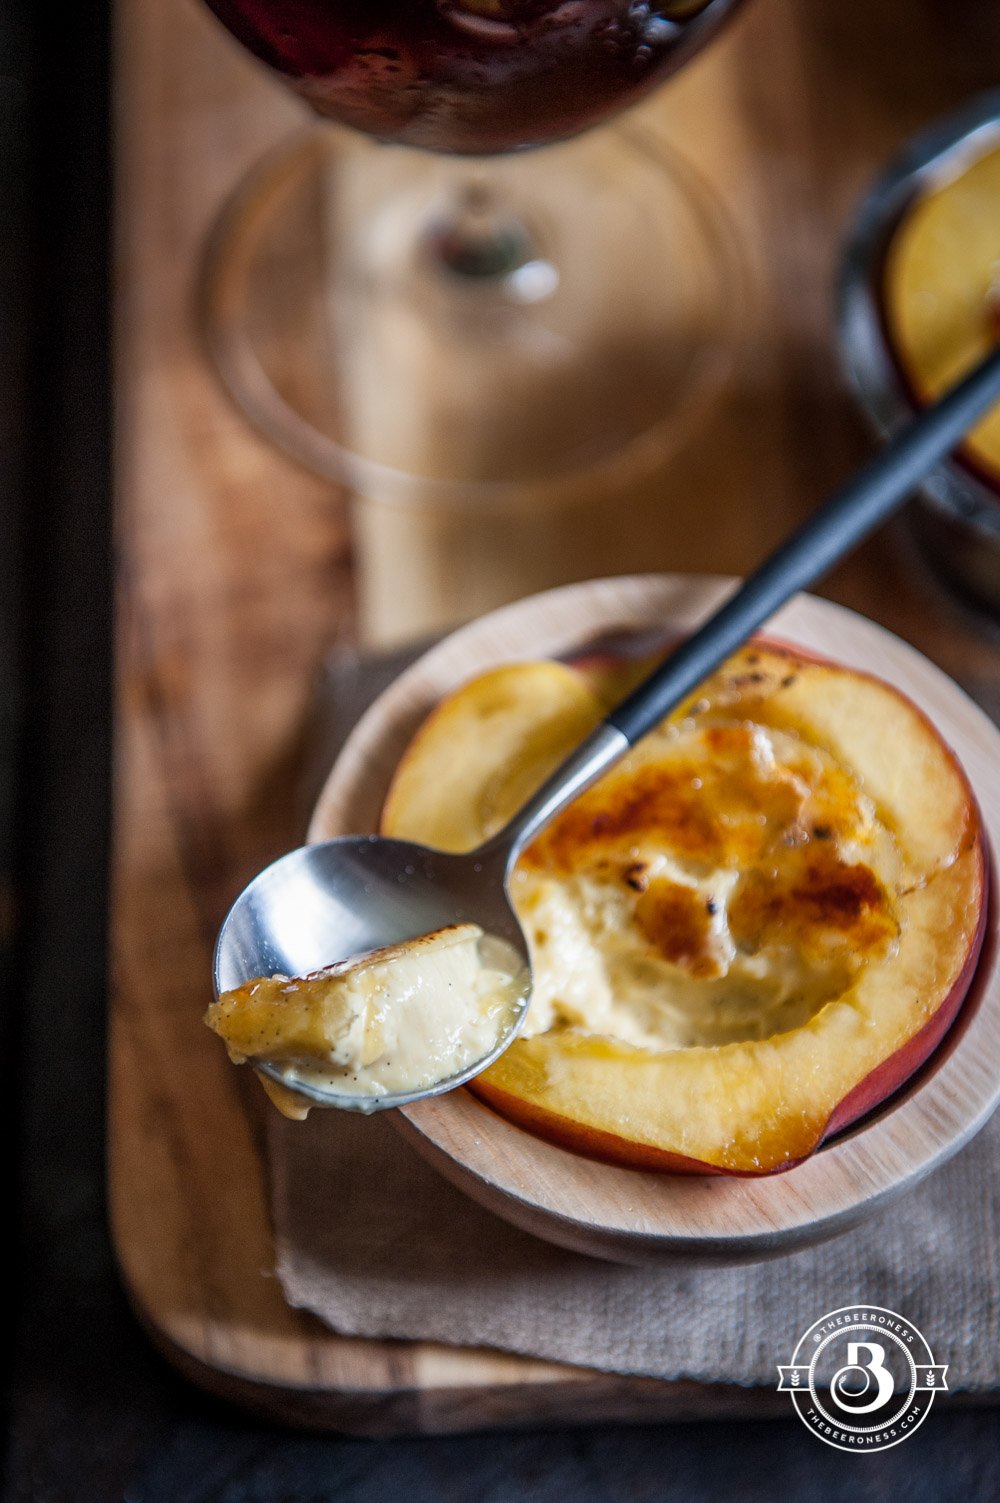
[309,575,1000,1266]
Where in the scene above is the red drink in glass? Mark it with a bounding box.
[203,0,741,154]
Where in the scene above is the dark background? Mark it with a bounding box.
[2,2,999,1497]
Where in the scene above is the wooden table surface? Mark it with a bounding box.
[111,0,1000,1434]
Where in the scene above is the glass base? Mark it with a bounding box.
[199,122,752,509]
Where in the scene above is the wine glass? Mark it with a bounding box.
[198,0,752,634]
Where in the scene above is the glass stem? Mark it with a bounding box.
[422,174,539,280]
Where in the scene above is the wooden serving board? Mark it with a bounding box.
[111,0,1000,1431]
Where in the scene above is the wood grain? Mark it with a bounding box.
[111,0,1000,1431]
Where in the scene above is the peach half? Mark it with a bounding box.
[381,641,988,1175]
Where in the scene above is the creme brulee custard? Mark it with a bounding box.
[508,714,901,1053]
[206,923,525,1118]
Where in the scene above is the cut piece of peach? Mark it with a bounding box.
[382,660,605,852]
[882,137,1000,487]
[381,641,987,1175]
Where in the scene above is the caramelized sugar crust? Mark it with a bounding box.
[518,700,898,1003]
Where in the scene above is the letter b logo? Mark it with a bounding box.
[830,1341,895,1415]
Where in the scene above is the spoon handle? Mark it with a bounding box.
[607,342,1000,748]
[496,344,1000,861]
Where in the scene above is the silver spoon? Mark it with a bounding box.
[214,343,1000,1111]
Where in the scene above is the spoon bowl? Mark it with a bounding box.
[213,833,533,1111]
